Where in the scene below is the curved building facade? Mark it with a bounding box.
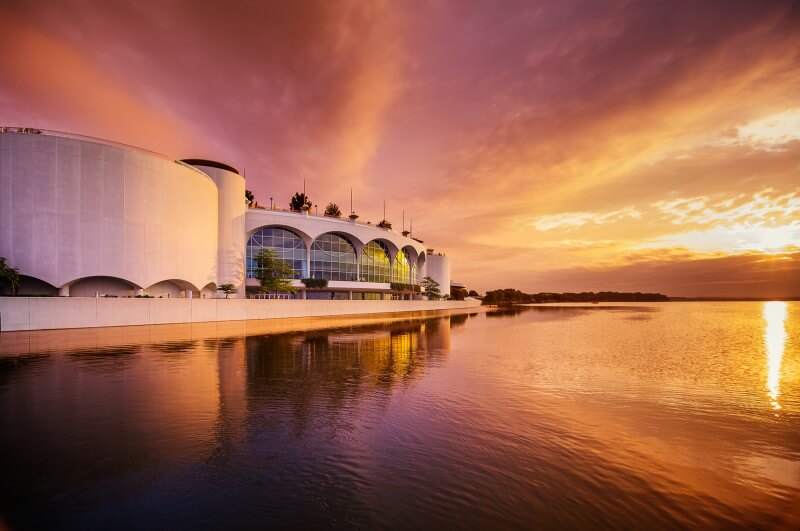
[0,128,451,299]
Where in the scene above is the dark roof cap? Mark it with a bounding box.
[181,159,239,175]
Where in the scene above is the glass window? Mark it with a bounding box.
[403,246,419,284]
[360,240,391,283]
[246,227,307,279]
[306,291,350,300]
[352,292,387,300]
[310,233,357,281]
[393,248,412,284]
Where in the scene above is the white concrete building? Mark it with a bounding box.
[0,128,452,299]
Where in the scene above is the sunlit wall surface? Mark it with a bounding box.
[187,162,246,293]
[0,131,218,295]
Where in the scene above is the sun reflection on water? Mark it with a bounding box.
[764,301,788,411]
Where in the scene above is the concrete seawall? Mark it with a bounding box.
[0,297,481,331]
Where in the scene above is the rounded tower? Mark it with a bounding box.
[183,159,246,298]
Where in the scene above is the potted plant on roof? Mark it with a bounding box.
[324,203,342,218]
[290,192,312,213]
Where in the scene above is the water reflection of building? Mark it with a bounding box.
[212,337,248,452]
[240,317,452,431]
[0,315,456,519]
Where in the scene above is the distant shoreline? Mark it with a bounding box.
[496,298,800,306]
[668,297,800,302]
[480,289,800,305]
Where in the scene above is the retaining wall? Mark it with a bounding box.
[0,297,481,331]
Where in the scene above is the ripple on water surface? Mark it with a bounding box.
[0,302,798,529]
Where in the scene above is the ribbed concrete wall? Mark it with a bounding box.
[0,297,481,331]
[0,131,218,292]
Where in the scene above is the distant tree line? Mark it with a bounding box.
[482,289,668,305]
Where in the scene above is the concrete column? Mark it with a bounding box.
[301,289,307,300]
[183,290,191,298]
[135,288,144,297]
[58,285,70,297]
[348,291,353,300]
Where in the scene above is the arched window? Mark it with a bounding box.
[403,246,419,284]
[393,248,411,284]
[361,240,391,283]
[247,227,307,279]
[311,233,357,281]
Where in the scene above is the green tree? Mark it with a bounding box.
[324,203,341,217]
[290,192,312,212]
[421,275,441,299]
[468,290,480,298]
[254,248,297,294]
[245,189,254,207]
[217,283,238,298]
[0,257,20,296]
[451,286,468,300]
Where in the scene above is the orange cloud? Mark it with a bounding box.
[2,0,799,296]
[0,11,203,155]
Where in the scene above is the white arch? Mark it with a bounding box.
[365,237,399,260]
[246,225,310,279]
[402,245,419,264]
[244,210,426,259]
[310,232,359,281]
[13,275,58,296]
[62,275,141,297]
[314,230,365,252]
[144,278,201,298]
[247,224,313,247]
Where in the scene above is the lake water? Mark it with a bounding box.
[0,302,798,529]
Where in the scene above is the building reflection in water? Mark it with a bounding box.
[241,317,452,435]
[0,314,457,527]
[764,301,788,411]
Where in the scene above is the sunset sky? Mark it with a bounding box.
[1,0,798,297]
